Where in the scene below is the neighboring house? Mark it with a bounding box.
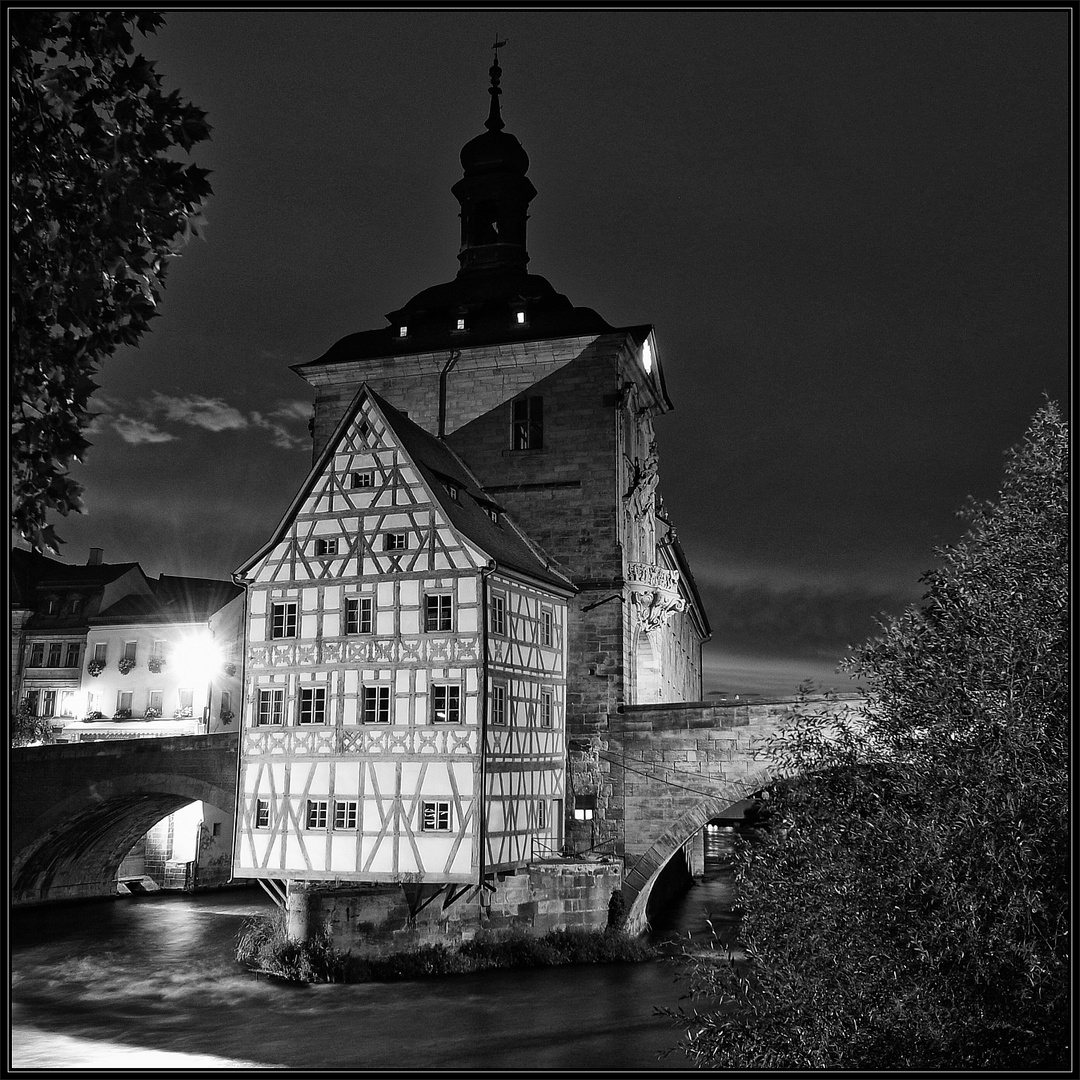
[232,388,574,884]
[10,545,244,890]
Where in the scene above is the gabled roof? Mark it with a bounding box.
[9,547,141,594]
[235,384,574,595]
[91,575,243,626]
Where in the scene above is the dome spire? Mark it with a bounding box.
[486,36,507,132]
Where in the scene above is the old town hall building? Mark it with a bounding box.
[232,58,709,904]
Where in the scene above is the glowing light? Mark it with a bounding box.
[642,338,654,374]
[515,310,526,324]
[172,632,223,683]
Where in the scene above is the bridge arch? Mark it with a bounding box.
[10,734,237,905]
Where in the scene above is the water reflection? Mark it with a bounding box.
[12,832,740,1070]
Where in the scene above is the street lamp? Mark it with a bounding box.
[173,631,223,735]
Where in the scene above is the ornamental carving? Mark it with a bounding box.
[626,561,679,592]
[630,588,687,634]
[624,441,659,521]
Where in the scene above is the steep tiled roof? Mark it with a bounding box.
[370,390,574,594]
[92,575,242,625]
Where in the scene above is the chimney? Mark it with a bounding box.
[87,548,103,566]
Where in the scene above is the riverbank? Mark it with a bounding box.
[236,909,658,983]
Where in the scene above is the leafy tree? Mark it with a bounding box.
[11,10,212,554]
[667,401,1069,1069]
[11,700,53,748]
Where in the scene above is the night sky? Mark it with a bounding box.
[48,9,1071,697]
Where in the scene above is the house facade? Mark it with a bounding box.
[232,389,573,885]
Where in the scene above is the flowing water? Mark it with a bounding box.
[10,827,738,1070]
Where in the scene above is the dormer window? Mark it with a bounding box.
[486,508,500,525]
[455,317,466,332]
[398,325,408,338]
[515,309,526,325]
[642,338,654,374]
[443,481,460,502]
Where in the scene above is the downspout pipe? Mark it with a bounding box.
[438,349,462,438]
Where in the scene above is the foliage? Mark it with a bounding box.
[144,707,161,719]
[667,401,1069,1069]
[117,656,136,675]
[87,659,105,677]
[11,701,53,747]
[219,710,236,724]
[148,657,165,674]
[113,708,133,720]
[10,10,212,553]
[236,909,655,984]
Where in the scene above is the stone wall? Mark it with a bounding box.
[286,860,622,955]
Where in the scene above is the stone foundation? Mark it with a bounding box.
[285,860,623,954]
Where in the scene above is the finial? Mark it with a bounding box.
[486,36,508,131]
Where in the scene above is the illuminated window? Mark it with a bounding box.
[491,593,506,636]
[425,593,453,632]
[28,642,44,667]
[306,800,328,829]
[512,396,543,450]
[298,686,327,725]
[178,689,194,717]
[362,685,390,724]
[540,689,553,729]
[58,691,75,717]
[115,691,132,715]
[351,469,375,489]
[398,325,408,338]
[256,688,285,726]
[574,794,596,822]
[641,338,654,374]
[431,684,461,724]
[335,801,358,830]
[515,309,526,325]
[149,691,163,715]
[384,532,408,551]
[47,642,63,667]
[315,537,338,557]
[40,690,57,717]
[422,801,451,832]
[271,601,298,639]
[491,684,507,726]
[541,609,554,648]
[255,799,271,829]
[346,596,373,634]
[455,317,466,331]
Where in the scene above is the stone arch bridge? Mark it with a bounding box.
[10,732,238,906]
[593,695,861,935]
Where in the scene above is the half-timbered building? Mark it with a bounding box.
[233,387,573,885]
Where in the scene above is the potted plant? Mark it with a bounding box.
[87,659,105,677]
[148,656,166,674]
[82,710,104,722]
[118,656,136,675]
[219,709,235,724]
[144,707,161,719]
[224,663,237,677]
[113,708,133,720]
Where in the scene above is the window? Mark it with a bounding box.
[219,690,232,717]
[271,601,298,639]
[384,532,408,551]
[255,799,271,829]
[486,507,500,524]
[93,642,107,663]
[178,689,194,717]
[47,642,63,667]
[346,596,373,635]
[151,640,164,659]
[45,595,58,615]
[315,537,339,556]
[24,690,39,715]
[537,801,547,829]
[351,469,375,489]
[298,687,327,725]
[515,308,527,325]
[40,690,57,717]
[149,691,163,715]
[65,595,80,615]
[257,688,285,726]
[455,317,466,332]
[443,481,459,501]
[123,641,137,663]
[28,642,44,667]
[540,689,553,729]
[541,609,554,648]
[306,800,328,829]
[212,822,222,837]
[116,691,133,714]
[491,684,507,726]
[422,801,451,832]
[398,325,408,338]
[431,684,461,724]
[491,593,506,636]
[58,691,75,717]
[574,794,596,822]
[334,801,358,830]
[362,685,390,724]
[64,642,81,668]
[425,593,453,632]
[512,396,543,450]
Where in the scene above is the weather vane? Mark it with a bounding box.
[492,35,507,64]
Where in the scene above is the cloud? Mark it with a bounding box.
[251,400,311,451]
[110,416,178,445]
[151,393,249,432]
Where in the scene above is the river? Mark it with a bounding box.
[10,826,738,1070]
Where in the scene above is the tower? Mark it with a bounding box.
[257,56,710,865]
